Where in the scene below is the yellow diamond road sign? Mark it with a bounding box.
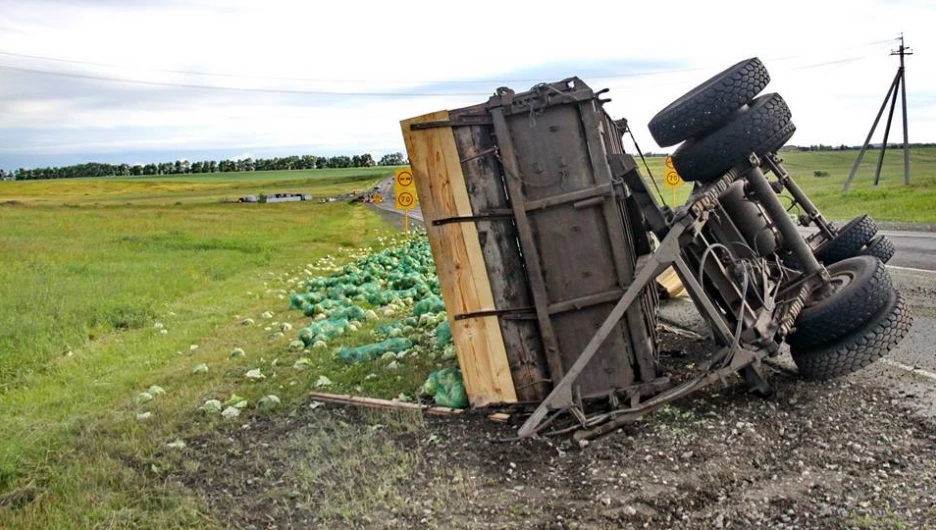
[663,156,683,188]
[394,168,418,210]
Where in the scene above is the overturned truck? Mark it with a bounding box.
[401,58,912,439]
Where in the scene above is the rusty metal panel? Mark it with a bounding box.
[486,79,658,398]
[448,104,552,402]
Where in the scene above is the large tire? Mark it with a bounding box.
[648,58,770,147]
[861,234,896,264]
[791,290,912,380]
[788,256,893,348]
[815,215,877,264]
[672,93,795,183]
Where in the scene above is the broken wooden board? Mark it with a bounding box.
[307,392,464,416]
[657,266,688,298]
[401,111,518,407]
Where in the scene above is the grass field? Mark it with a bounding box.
[640,146,936,223]
[0,150,933,528]
[0,167,394,206]
[0,167,429,528]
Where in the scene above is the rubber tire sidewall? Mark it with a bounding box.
[788,256,892,349]
[791,289,912,380]
[672,93,795,183]
[648,58,770,147]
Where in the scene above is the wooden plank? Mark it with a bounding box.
[487,412,511,423]
[307,392,464,416]
[657,267,687,298]
[401,111,517,407]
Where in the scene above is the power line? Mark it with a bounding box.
[0,37,894,85]
[0,49,708,84]
[0,64,490,97]
[0,52,882,98]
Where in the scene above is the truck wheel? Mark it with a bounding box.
[815,215,877,264]
[791,290,912,380]
[671,93,795,183]
[861,234,895,264]
[648,58,770,147]
[788,256,892,349]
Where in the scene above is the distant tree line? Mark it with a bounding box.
[784,142,936,152]
[0,152,408,181]
[639,142,936,158]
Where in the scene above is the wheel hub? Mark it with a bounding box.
[808,269,855,306]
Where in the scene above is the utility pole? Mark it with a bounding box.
[843,34,913,191]
[896,33,911,185]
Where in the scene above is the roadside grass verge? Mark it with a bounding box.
[637,146,936,223]
[0,172,438,528]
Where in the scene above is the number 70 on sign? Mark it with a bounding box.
[394,168,418,210]
[663,156,684,205]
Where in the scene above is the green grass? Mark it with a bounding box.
[0,167,396,206]
[0,169,435,529]
[638,146,936,223]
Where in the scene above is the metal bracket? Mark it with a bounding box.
[453,307,535,321]
[409,114,493,130]
[571,346,766,441]
[431,211,513,226]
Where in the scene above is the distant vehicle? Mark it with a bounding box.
[237,193,312,203]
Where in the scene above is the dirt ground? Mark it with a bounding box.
[169,324,936,529]
[165,230,936,529]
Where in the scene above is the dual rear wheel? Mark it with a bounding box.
[785,256,911,379]
[648,58,795,183]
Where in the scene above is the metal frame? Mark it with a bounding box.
[487,80,660,407]
[518,152,827,438]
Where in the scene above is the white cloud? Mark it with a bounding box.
[0,0,934,167]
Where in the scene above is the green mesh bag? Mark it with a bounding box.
[422,368,468,408]
[338,338,413,364]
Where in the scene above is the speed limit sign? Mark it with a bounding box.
[394,168,418,210]
[663,157,683,188]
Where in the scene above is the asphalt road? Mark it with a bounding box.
[798,226,936,272]
[877,229,936,271]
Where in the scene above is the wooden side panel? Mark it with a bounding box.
[401,111,517,406]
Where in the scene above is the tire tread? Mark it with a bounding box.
[815,215,877,264]
[792,290,912,380]
[648,58,770,147]
[672,93,795,183]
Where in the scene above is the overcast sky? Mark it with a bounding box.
[0,0,934,170]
